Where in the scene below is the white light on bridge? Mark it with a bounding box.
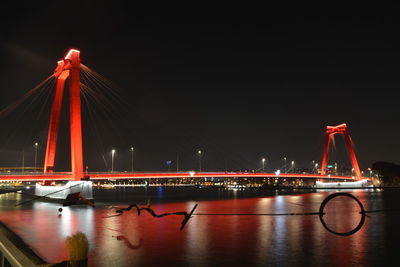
[189,171,195,177]
[111,149,116,172]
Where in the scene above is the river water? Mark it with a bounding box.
[0,187,399,266]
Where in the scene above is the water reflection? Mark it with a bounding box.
[184,201,209,266]
[0,189,398,266]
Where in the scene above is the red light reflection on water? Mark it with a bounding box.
[0,192,370,266]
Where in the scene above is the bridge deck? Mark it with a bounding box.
[0,172,360,181]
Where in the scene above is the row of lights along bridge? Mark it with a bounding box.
[7,143,374,177]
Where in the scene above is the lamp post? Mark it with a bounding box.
[34,142,38,172]
[315,163,319,174]
[262,158,266,172]
[198,150,202,172]
[22,150,25,173]
[291,160,294,173]
[130,147,134,172]
[283,157,287,173]
[111,149,116,172]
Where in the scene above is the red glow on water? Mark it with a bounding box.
[0,192,370,266]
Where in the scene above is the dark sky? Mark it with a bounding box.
[1,2,400,172]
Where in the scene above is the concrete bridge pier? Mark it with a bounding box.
[34,181,93,200]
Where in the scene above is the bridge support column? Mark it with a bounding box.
[320,134,331,177]
[67,50,84,181]
[44,70,68,173]
[343,132,362,179]
[43,49,84,181]
[320,123,362,180]
[35,181,93,200]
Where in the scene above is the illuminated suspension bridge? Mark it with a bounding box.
[0,49,367,184]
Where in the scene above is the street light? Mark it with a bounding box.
[130,147,134,172]
[111,149,116,172]
[34,142,38,172]
[283,157,287,173]
[262,158,266,172]
[315,163,319,173]
[22,150,25,173]
[291,161,294,173]
[198,150,202,171]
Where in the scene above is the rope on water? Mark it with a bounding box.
[105,203,198,230]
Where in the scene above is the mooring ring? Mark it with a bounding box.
[319,192,366,236]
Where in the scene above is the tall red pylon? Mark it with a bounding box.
[43,49,83,181]
[320,123,362,180]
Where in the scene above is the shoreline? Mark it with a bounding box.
[0,221,46,266]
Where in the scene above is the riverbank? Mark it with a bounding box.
[0,221,46,266]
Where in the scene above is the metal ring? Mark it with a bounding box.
[319,192,365,236]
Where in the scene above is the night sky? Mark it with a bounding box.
[1,3,400,173]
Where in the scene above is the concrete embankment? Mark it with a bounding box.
[0,221,46,266]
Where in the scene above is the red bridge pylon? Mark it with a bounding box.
[320,123,362,180]
[44,49,83,181]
